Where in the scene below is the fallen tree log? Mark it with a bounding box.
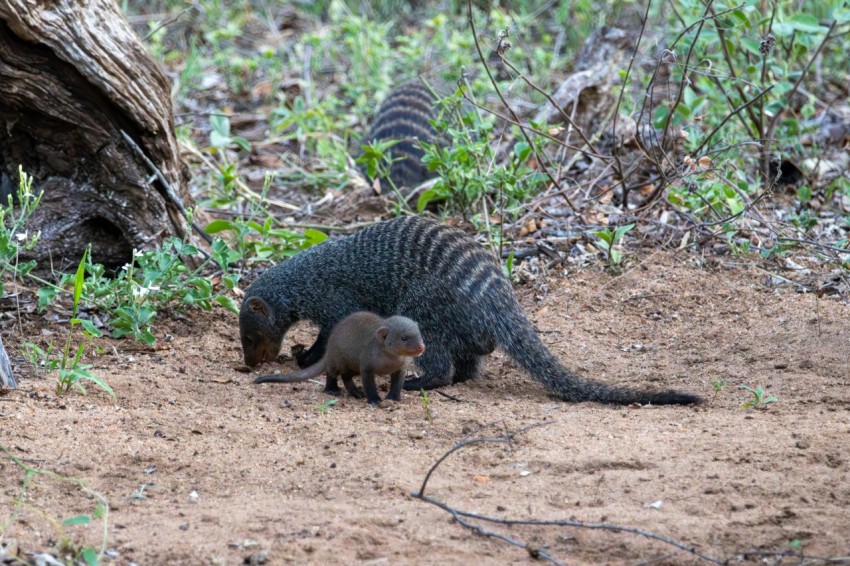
[0,0,193,267]
[0,333,14,390]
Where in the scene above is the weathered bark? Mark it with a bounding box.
[534,27,637,132]
[0,333,14,390]
[0,0,191,266]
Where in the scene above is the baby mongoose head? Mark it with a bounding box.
[240,296,285,366]
[378,316,425,358]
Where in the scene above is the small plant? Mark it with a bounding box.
[55,247,114,398]
[315,399,338,414]
[0,166,43,296]
[591,223,635,271]
[710,379,725,401]
[1,444,110,565]
[20,341,55,374]
[419,388,433,422]
[503,250,516,282]
[738,384,778,409]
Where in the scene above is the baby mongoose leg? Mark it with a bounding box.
[386,370,405,402]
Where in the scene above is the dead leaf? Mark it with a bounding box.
[518,218,538,237]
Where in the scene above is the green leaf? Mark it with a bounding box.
[79,319,104,338]
[591,229,614,246]
[788,13,825,33]
[726,197,745,216]
[613,223,635,242]
[37,286,59,311]
[417,189,445,212]
[63,514,91,526]
[215,295,240,314]
[205,219,235,234]
[81,547,99,566]
[73,247,88,313]
[209,130,231,149]
[741,36,761,56]
[303,228,328,245]
[231,136,251,151]
[76,368,116,397]
[514,141,531,162]
[209,113,230,137]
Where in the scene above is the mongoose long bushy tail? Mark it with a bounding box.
[365,80,437,188]
[499,309,702,405]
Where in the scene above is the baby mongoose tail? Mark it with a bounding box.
[253,360,324,384]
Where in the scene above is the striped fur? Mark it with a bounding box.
[240,216,703,405]
[364,81,437,188]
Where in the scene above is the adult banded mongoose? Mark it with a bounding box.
[240,216,703,405]
[364,80,438,188]
[254,312,425,405]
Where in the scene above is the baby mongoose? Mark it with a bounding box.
[240,216,703,405]
[253,312,425,405]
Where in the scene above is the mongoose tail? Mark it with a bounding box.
[500,311,703,405]
[253,360,324,384]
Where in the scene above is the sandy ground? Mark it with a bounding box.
[2,253,849,565]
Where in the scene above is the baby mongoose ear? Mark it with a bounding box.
[376,327,389,342]
[246,297,271,319]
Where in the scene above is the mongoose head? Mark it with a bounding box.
[377,316,426,358]
[240,296,286,366]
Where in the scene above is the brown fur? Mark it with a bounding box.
[254,312,425,404]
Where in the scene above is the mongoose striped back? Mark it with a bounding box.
[365,81,437,188]
[240,216,702,405]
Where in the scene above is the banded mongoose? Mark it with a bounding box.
[254,312,425,405]
[364,80,438,188]
[240,216,703,405]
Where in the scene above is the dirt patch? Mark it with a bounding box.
[2,253,849,564]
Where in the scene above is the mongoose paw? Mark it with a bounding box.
[402,374,450,391]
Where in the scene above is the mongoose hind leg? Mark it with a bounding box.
[402,346,452,391]
[297,327,330,368]
[324,376,342,396]
[451,354,482,383]
[342,376,365,399]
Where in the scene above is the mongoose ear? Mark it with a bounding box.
[376,327,389,342]
[246,297,271,319]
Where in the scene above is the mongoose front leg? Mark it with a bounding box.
[386,370,404,401]
[297,327,330,368]
[402,345,452,391]
[342,376,365,399]
[360,368,381,405]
